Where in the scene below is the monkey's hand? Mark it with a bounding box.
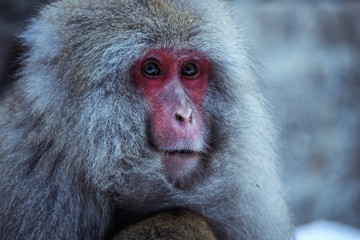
[112,209,217,240]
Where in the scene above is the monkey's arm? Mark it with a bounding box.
[112,209,216,240]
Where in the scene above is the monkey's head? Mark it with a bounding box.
[20,0,252,193]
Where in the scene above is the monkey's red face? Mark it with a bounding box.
[133,49,210,180]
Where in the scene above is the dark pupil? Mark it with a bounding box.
[182,63,199,76]
[142,62,160,76]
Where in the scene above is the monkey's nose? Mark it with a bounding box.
[175,111,193,125]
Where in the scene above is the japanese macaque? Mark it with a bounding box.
[0,0,293,239]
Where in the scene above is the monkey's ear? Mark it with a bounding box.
[112,209,217,240]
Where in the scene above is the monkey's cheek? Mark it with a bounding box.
[163,153,199,180]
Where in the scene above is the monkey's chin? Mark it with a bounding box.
[163,152,199,181]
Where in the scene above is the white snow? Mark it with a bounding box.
[296,220,360,240]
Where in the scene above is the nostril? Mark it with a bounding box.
[189,114,193,124]
[175,109,193,125]
[175,114,185,123]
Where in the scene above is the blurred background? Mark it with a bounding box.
[233,0,360,225]
[1,0,359,238]
[233,0,360,238]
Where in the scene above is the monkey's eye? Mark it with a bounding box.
[182,62,199,77]
[142,61,161,76]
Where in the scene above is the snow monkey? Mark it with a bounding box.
[0,0,293,239]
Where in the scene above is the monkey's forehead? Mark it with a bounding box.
[20,0,255,96]
[23,0,244,60]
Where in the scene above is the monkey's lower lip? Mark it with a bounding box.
[163,151,199,179]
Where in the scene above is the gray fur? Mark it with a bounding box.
[0,0,293,239]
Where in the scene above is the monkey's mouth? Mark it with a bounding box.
[162,150,199,180]
[149,140,197,156]
[149,141,199,173]
[166,149,195,155]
